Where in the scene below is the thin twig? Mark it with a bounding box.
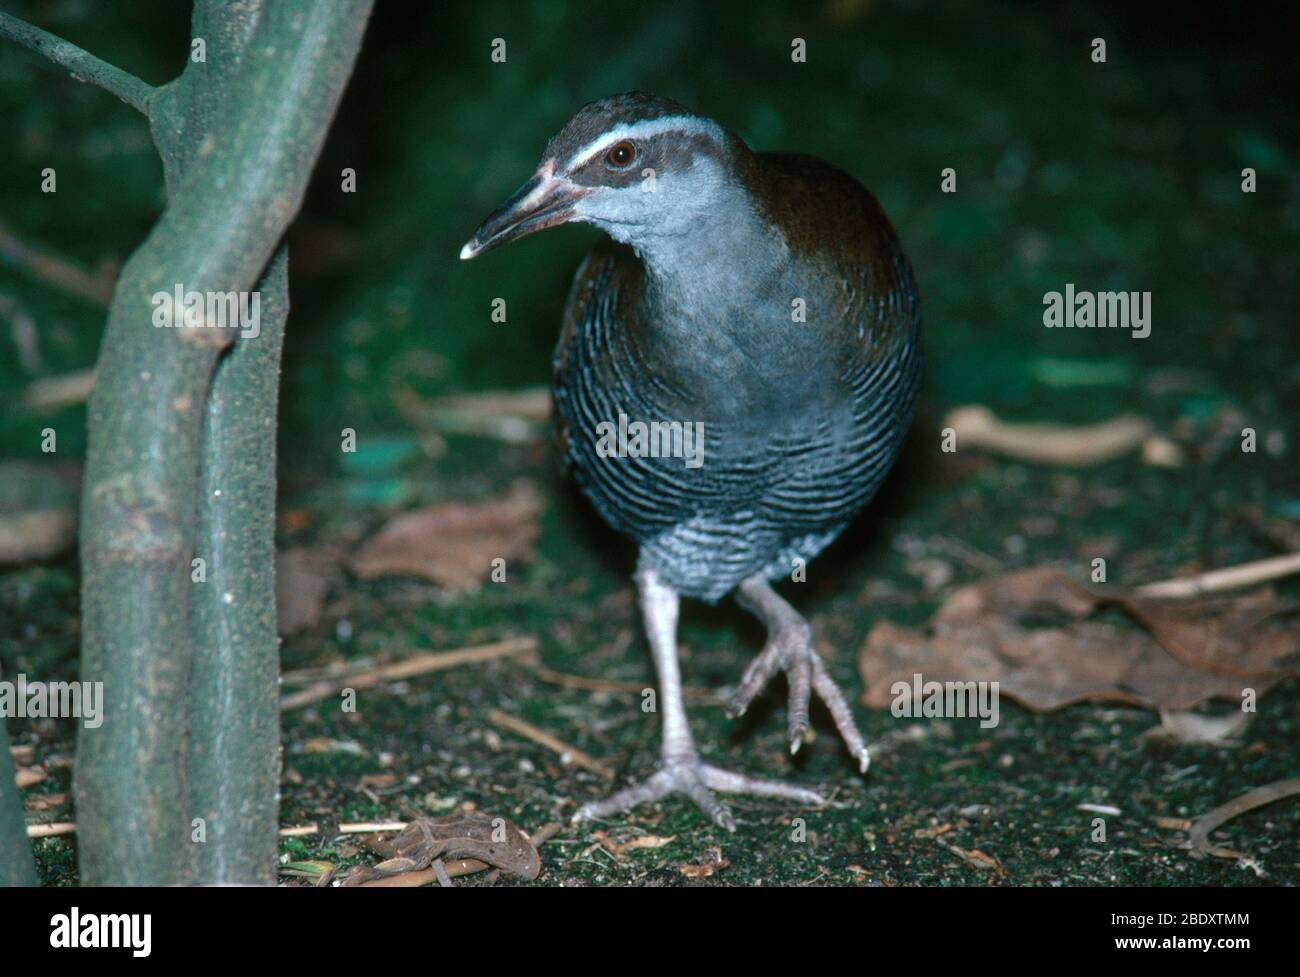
[351,858,486,886]
[1187,778,1300,857]
[0,222,115,305]
[532,664,722,703]
[1136,552,1300,599]
[340,821,406,834]
[25,369,96,411]
[943,405,1152,467]
[0,12,155,113]
[529,822,563,848]
[431,858,453,887]
[487,709,613,778]
[25,822,76,838]
[280,636,538,711]
[278,821,408,838]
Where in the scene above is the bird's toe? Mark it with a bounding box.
[572,754,821,831]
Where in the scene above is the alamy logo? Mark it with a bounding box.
[595,412,705,469]
[151,284,261,338]
[0,674,102,729]
[890,674,1000,729]
[50,908,151,957]
[1043,284,1150,339]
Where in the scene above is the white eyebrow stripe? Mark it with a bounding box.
[561,115,726,173]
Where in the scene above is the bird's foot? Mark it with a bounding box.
[571,754,824,832]
[726,617,871,771]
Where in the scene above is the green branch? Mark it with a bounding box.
[189,245,289,884]
[75,0,373,885]
[0,11,154,114]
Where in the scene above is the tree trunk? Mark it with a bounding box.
[76,0,372,885]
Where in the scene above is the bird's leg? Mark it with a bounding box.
[731,574,871,772]
[572,566,823,832]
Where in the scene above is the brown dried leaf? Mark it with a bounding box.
[1149,710,1250,745]
[1121,589,1300,678]
[593,830,676,856]
[679,845,728,879]
[349,480,542,593]
[341,810,540,885]
[939,843,1003,873]
[275,546,338,635]
[679,863,717,879]
[859,567,1300,713]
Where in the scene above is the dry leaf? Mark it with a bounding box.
[860,567,1300,713]
[680,863,719,879]
[593,830,675,856]
[275,546,338,634]
[679,845,728,879]
[1149,710,1250,745]
[939,843,1003,873]
[350,479,542,593]
[342,810,540,885]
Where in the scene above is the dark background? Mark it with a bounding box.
[2,0,1297,885]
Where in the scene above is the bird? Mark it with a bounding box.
[460,92,921,831]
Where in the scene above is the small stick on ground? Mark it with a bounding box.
[487,708,613,778]
[24,368,96,410]
[1136,552,1300,600]
[351,858,486,886]
[943,405,1152,466]
[25,822,76,838]
[0,222,115,305]
[532,665,722,703]
[1187,777,1300,858]
[529,822,563,847]
[281,819,560,844]
[431,858,453,887]
[281,636,538,710]
[340,821,406,834]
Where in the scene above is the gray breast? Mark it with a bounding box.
[552,240,921,603]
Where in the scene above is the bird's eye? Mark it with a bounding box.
[605,140,636,169]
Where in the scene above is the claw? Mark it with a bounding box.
[732,579,872,773]
[573,754,822,831]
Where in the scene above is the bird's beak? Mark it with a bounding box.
[459,163,590,260]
